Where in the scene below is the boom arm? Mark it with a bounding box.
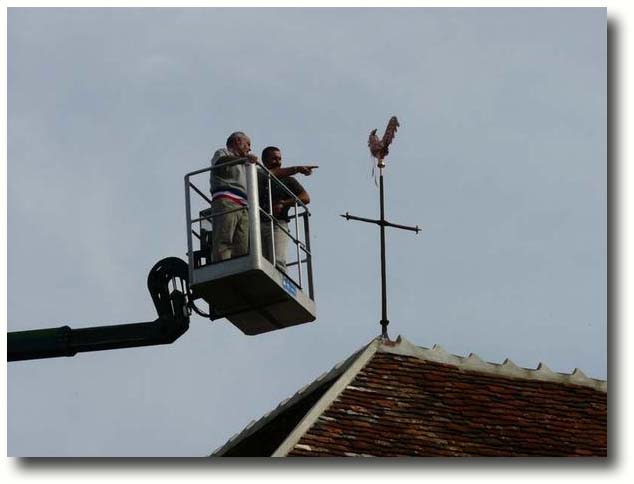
[8,257,191,362]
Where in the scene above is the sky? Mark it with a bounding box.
[6,7,606,457]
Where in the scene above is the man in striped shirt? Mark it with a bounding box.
[209,131,258,262]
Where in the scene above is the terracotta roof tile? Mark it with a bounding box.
[213,336,606,457]
[287,349,606,457]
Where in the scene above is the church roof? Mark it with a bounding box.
[212,336,607,457]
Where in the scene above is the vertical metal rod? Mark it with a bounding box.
[184,175,194,283]
[267,172,276,266]
[303,211,314,300]
[246,162,262,265]
[295,202,302,288]
[379,165,389,339]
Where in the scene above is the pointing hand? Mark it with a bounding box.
[298,165,319,175]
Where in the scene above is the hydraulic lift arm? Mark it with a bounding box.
[7,257,191,362]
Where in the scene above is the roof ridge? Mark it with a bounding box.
[379,335,607,392]
[271,338,382,457]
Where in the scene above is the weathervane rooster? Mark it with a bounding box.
[368,116,400,168]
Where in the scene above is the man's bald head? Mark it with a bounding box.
[226,131,252,157]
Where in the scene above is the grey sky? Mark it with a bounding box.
[7,8,606,457]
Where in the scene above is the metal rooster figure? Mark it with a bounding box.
[341,116,420,339]
[368,116,400,168]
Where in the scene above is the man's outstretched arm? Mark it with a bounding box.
[270,165,318,177]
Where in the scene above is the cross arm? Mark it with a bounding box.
[340,212,421,234]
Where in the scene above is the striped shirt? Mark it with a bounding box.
[209,148,248,206]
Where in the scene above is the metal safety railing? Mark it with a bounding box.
[184,159,314,300]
